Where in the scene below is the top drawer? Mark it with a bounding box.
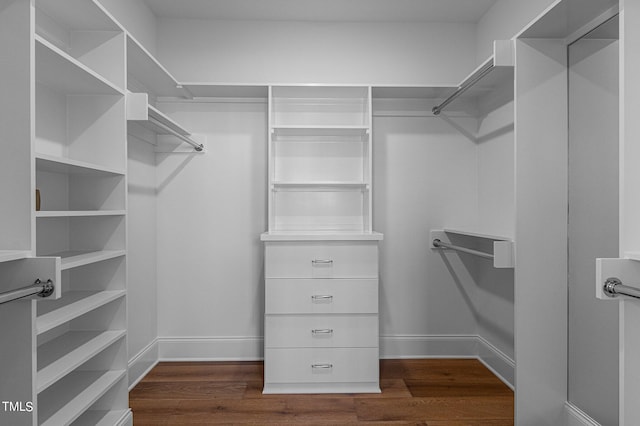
[265,241,378,278]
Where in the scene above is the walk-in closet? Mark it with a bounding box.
[1,0,639,425]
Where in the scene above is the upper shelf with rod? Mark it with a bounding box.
[126,92,205,152]
[432,40,514,116]
[430,229,514,268]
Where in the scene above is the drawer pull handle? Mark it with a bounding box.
[312,259,333,265]
[311,295,333,302]
[312,329,334,335]
[311,363,333,369]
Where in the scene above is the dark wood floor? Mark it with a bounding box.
[129,359,514,425]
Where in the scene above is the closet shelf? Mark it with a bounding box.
[127,92,205,151]
[432,40,514,116]
[41,250,127,271]
[36,0,121,32]
[127,34,188,98]
[36,154,126,176]
[37,329,126,393]
[73,409,131,426]
[261,231,384,241]
[0,250,30,263]
[37,290,126,335]
[36,210,126,218]
[35,35,124,95]
[272,182,369,191]
[272,125,370,136]
[430,229,514,268]
[442,228,513,241]
[39,369,126,426]
[179,83,269,99]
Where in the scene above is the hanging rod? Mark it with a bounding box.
[0,279,54,305]
[148,116,204,152]
[432,239,494,260]
[603,277,640,300]
[432,60,494,116]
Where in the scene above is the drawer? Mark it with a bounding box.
[265,279,378,314]
[265,314,378,348]
[264,241,378,278]
[264,347,379,384]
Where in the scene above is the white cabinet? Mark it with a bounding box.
[262,85,382,394]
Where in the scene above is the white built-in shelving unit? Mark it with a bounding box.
[262,85,382,394]
[0,0,132,424]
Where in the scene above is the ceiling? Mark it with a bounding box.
[143,0,499,23]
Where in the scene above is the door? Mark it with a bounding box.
[595,2,640,425]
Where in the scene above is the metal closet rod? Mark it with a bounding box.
[432,61,495,116]
[148,116,204,152]
[0,279,54,305]
[603,277,640,300]
[432,239,494,260]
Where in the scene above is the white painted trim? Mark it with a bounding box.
[565,402,602,426]
[476,335,515,390]
[158,336,263,361]
[380,334,477,359]
[128,339,159,390]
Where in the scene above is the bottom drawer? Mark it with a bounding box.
[264,347,379,384]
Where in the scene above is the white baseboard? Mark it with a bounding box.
[476,335,515,390]
[128,339,159,390]
[158,336,263,361]
[380,334,477,359]
[565,402,601,426]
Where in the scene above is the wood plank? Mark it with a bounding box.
[140,361,263,382]
[129,381,246,400]
[354,396,514,422]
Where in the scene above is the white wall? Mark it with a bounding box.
[155,100,268,359]
[476,0,556,63]
[373,112,479,357]
[156,18,477,85]
[126,132,159,385]
[97,0,158,54]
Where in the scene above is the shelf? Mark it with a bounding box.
[37,290,126,335]
[35,35,124,96]
[39,369,126,426]
[41,250,126,271]
[372,86,456,99]
[0,250,30,263]
[443,228,513,241]
[127,34,186,97]
[36,153,126,176]
[37,329,126,392]
[127,93,191,136]
[36,210,126,218]
[430,229,514,268]
[261,231,384,241]
[272,125,369,137]
[625,252,640,262]
[432,40,514,115]
[72,409,131,426]
[179,83,268,99]
[36,0,121,32]
[272,182,369,192]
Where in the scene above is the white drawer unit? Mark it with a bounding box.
[261,237,382,394]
